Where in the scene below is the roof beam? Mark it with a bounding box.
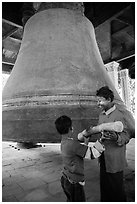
[116,53,135,63]
[3,37,21,53]
[107,5,132,23]
[112,25,133,38]
[112,50,135,62]
[9,36,22,43]
[2,54,16,65]
[2,18,23,29]
[2,27,18,40]
[2,63,13,73]
[115,17,131,26]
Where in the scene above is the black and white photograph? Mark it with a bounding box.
[2,1,135,202]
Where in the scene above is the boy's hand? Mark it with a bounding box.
[84,136,90,145]
[86,125,94,132]
[103,131,118,141]
[78,125,97,141]
[85,125,95,136]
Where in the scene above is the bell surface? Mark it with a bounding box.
[2,5,134,142]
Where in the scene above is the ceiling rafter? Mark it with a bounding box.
[92,4,132,27]
[2,54,16,65]
[108,5,132,23]
[111,25,133,38]
[2,18,23,29]
[113,50,135,61]
[3,37,21,53]
[9,36,22,43]
[3,27,18,40]
[115,17,130,26]
[116,52,135,63]
[2,63,13,73]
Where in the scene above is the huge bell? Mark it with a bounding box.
[2,3,134,143]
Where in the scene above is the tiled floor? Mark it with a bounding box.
[2,139,135,202]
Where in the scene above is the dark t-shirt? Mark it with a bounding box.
[61,137,88,182]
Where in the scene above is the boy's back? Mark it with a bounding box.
[55,115,89,201]
[61,137,88,183]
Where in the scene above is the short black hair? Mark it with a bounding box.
[96,86,114,102]
[55,115,72,134]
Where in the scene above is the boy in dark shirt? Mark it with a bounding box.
[79,86,131,202]
[55,115,104,202]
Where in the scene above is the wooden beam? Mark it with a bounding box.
[2,18,23,29]
[3,37,21,53]
[116,53,135,63]
[2,27,18,40]
[2,63,13,73]
[115,17,130,26]
[92,4,131,27]
[112,24,133,37]
[107,5,132,23]
[2,54,16,65]
[112,50,135,62]
[9,36,22,43]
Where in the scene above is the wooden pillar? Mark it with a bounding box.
[105,61,119,91]
[119,69,131,111]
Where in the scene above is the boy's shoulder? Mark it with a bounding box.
[61,137,80,143]
[61,137,85,147]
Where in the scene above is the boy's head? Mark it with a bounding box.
[96,86,114,110]
[55,115,72,135]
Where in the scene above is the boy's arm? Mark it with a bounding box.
[116,129,130,146]
[100,114,130,145]
[78,126,97,141]
[78,121,124,142]
[92,121,124,132]
[101,128,130,145]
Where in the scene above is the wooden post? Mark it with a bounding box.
[119,69,131,111]
[105,61,119,92]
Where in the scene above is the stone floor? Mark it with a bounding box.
[2,139,135,202]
